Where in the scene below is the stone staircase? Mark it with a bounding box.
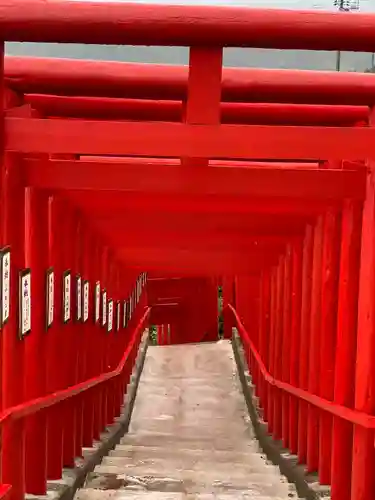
[76,341,296,499]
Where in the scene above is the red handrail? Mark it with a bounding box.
[0,307,150,428]
[0,485,11,500]
[229,304,375,430]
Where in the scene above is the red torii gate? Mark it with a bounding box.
[0,3,375,500]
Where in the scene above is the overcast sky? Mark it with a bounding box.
[71,0,375,10]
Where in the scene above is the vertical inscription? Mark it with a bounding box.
[0,247,11,326]
[63,271,71,323]
[83,280,89,323]
[20,269,31,337]
[46,268,54,329]
[108,299,113,332]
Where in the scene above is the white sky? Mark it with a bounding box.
[69,0,375,11]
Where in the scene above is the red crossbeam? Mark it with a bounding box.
[23,95,369,126]
[7,118,375,160]
[23,159,366,201]
[6,57,375,105]
[0,2,375,51]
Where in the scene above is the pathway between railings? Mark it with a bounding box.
[76,341,296,499]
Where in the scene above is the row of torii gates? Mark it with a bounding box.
[1,2,375,500]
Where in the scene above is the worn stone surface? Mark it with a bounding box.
[77,341,296,499]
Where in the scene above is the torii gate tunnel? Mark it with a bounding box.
[2,2,375,500]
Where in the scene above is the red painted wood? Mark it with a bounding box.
[281,246,292,448]
[7,118,375,162]
[65,190,334,218]
[23,95,370,126]
[307,216,323,473]
[24,188,48,494]
[258,270,270,415]
[23,159,366,201]
[289,238,302,454]
[0,152,26,500]
[318,208,341,485]
[331,200,362,500]
[7,57,375,106]
[273,258,284,440]
[267,269,277,432]
[61,209,77,468]
[1,5,375,52]
[233,302,375,426]
[351,145,375,499]
[45,196,64,479]
[297,225,313,464]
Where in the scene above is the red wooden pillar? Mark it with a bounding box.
[319,208,341,485]
[306,216,323,472]
[331,200,362,500]
[82,230,95,447]
[46,195,64,478]
[223,276,234,340]
[273,257,284,440]
[73,218,84,458]
[182,46,222,166]
[289,238,303,455]
[297,224,313,464]
[24,187,48,494]
[351,112,375,500]
[258,269,270,416]
[0,152,26,500]
[281,245,292,448]
[267,268,277,433]
[99,246,109,432]
[92,242,104,439]
[62,209,78,467]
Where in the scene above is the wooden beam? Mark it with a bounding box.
[7,57,375,106]
[1,3,375,52]
[23,158,366,201]
[65,191,336,216]
[24,95,370,126]
[9,118,375,161]
[116,247,277,276]
[91,213,308,236]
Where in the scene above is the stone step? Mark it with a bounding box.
[128,420,249,436]
[77,490,290,500]
[101,454,276,474]
[120,432,257,452]
[110,444,265,464]
[92,465,289,496]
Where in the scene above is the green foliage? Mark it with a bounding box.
[149,325,158,345]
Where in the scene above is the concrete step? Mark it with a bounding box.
[110,444,265,464]
[101,454,277,475]
[92,465,290,496]
[77,489,290,499]
[120,431,257,452]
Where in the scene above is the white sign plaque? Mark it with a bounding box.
[46,269,54,329]
[123,300,127,328]
[102,290,107,326]
[108,299,113,332]
[20,270,31,337]
[83,281,89,323]
[95,281,100,323]
[1,248,10,325]
[63,271,71,323]
[76,275,82,321]
[116,301,120,331]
